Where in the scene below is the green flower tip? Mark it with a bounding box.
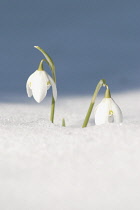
[104,87,111,98]
[38,59,45,71]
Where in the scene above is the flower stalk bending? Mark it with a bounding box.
[34,46,56,123]
[82,79,106,128]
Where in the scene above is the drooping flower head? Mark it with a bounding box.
[94,87,123,125]
[26,68,57,103]
[26,46,57,124]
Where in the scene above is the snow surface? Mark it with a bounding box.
[0,91,140,210]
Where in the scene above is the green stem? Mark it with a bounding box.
[34,46,56,82]
[82,79,106,128]
[50,97,55,123]
[35,46,56,123]
[62,118,66,127]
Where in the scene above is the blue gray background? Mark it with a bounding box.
[0,0,140,98]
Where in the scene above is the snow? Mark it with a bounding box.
[0,0,140,208]
[0,91,140,210]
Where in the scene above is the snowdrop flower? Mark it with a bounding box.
[26,69,57,103]
[94,88,123,125]
[27,46,57,123]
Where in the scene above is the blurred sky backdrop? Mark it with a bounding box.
[0,0,140,97]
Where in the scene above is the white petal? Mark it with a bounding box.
[26,73,35,97]
[46,74,57,101]
[110,98,123,123]
[94,98,123,125]
[47,84,51,90]
[94,98,111,125]
[26,81,32,97]
[31,71,48,103]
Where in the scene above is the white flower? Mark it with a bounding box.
[94,98,123,125]
[26,70,57,103]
